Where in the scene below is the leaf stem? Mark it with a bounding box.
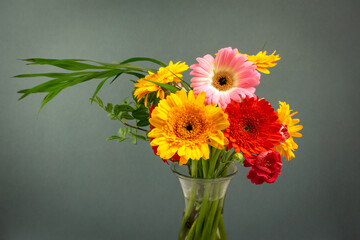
[261,41,268,51]
[120,120,148,132]
[94,99,149,132]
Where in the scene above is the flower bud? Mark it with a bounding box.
[279,124,290,143]
[231,152,245,164]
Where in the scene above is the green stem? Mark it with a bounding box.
[215,150,234,177]
[202,186,220,239]
[218,215,228,240]
[121,121,148,132]
[177,161,198,240]
[202,158,208,178]
[194,184,211,239]
[210,198,225,240]
[177,156,232,239]
[207,148,222,178]
[117,63,150,73]
[198,160,203,178]
[180,80,191,91]
[191,160,198,178]
[261,41,268,51]
[216,162,231,178]
[223,150,231,162]
[212,163,231,239]
[186,217,198,240]
[181,79,191,88]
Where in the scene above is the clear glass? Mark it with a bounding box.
[171,163,238,240]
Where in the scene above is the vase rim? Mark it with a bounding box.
[171,162,238,182]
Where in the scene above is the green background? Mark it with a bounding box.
[1,0,359,239]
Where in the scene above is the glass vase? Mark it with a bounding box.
[171,163,238,240]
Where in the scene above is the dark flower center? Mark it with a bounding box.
[218,77,227,85]
[243,125,250,132]
[186,124,193,131]
[212,72,233,91]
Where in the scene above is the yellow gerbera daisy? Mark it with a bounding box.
[275,101,303,160]
[237,50,280,74]
[133,61,189,106]
[148,89,229,165]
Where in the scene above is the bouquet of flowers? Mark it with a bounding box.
[16,47,302,239]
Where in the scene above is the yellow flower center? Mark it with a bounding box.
[212,72,233,91]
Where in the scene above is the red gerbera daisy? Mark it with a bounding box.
[224,97,283,156]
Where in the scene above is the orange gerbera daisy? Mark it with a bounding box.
[275,101,303,160]
[224,97,283,156]
[148,89,229,165]
[239,50,280,74]
[133,61,189,106]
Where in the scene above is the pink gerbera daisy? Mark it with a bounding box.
[190,47,261,109]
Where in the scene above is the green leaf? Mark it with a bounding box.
[39,89,62,111]
[180,80,191,91]
[118,128,125,137]
[125,72,146,79]
[132,108,149,120]
[129,132,147,141]
[109,73,121,84]
[22,58,110,71]
[13,72,88,79]
[118,127,131,137]
[15,58,156,111]
[113,106,121,116]
[105,103,113,112]
[21,58,140,72]
[96,96,104,108]
[120,97,129,105]
[123,127,130,135]
[17,76,76,96]
[114,104,135,112]
[106,135,129,143]
[110,71,146,84]
[137,118,149,127]
[120,112,134,120]
[91,77,110,103]
[130,128,138,144]
[142,78,179,93]
[117,138,128,143]
[120,57,166,67]
[67,71,114,86]
[106,135,120,141]
[17,70,119,103]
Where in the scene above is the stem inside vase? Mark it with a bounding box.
[171,162,237,240]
